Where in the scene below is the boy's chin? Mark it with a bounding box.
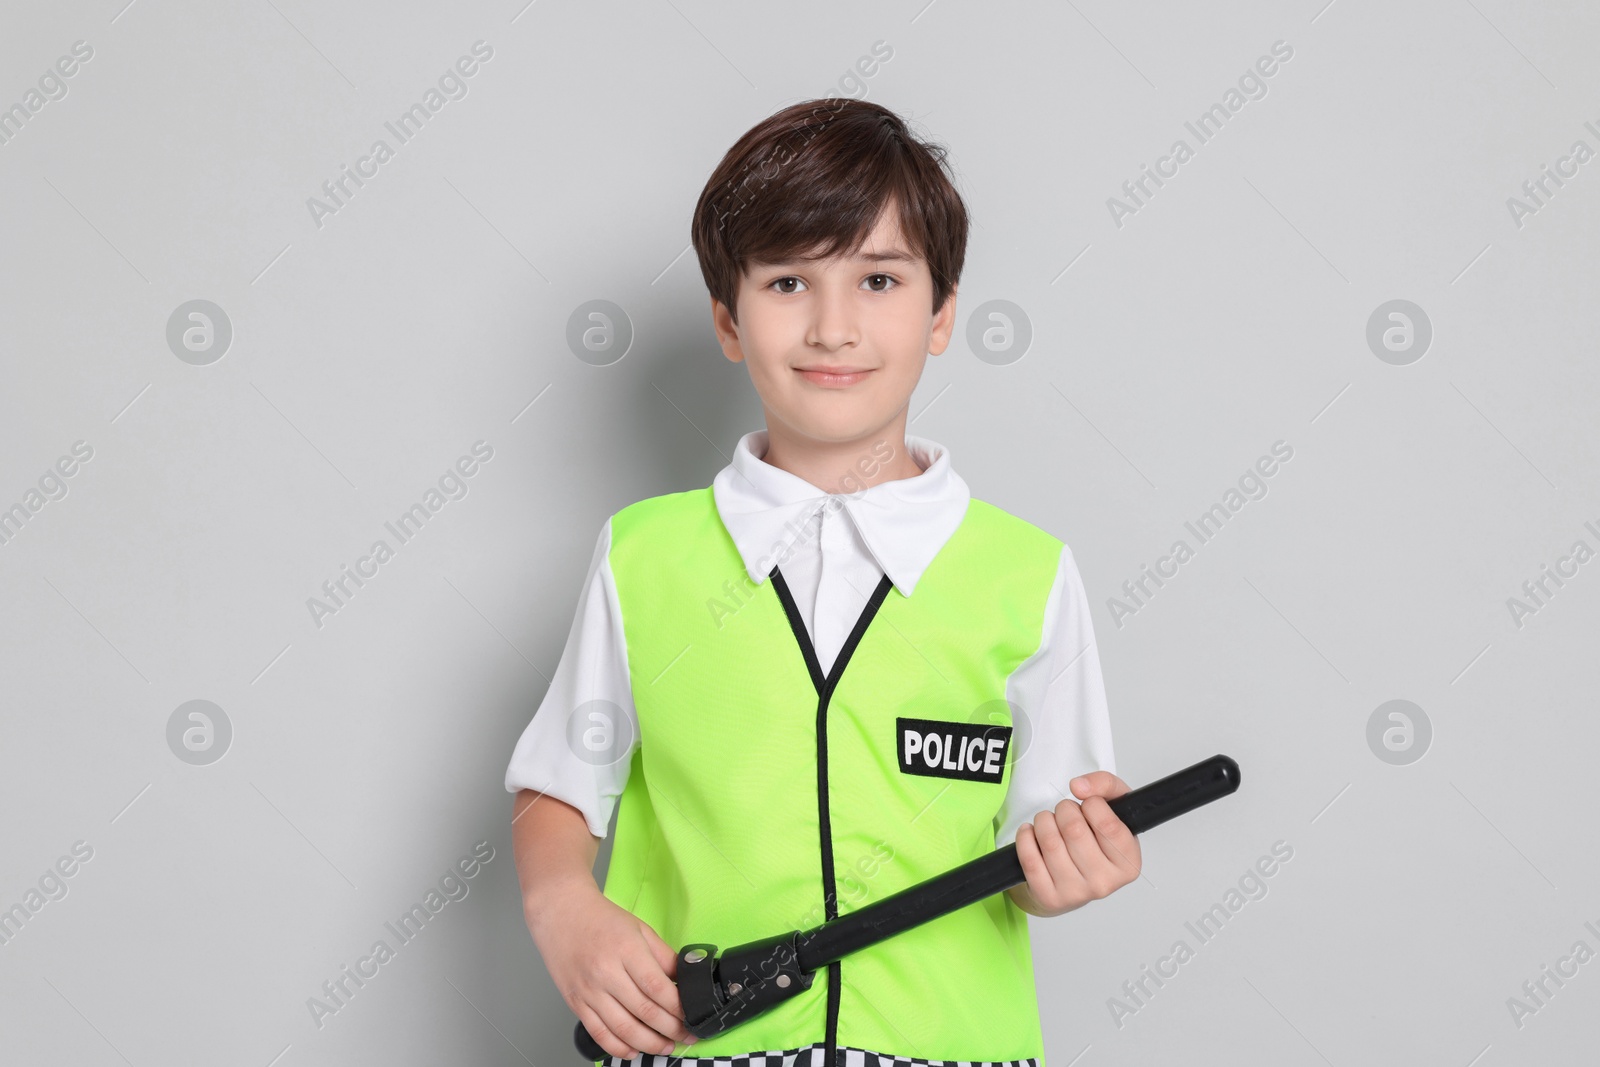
[777,410,902,446]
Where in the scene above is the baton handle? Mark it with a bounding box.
[574,754,1240,1060]
[575,1026,606,1061]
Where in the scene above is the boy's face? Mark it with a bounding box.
[711,205,957,448]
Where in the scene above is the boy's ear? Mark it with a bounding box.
[711,295,746,364]
[928,284,958,357]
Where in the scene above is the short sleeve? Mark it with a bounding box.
[503,515,639,840]
[993,542,1117,849]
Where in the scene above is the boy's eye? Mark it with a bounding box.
[765,275,899,294]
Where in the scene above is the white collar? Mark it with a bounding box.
[710,428,971,597]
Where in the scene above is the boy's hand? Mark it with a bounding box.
[1011,771,1141,918]
[527,884,698,1059]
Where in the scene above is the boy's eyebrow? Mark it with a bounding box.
[753,248,918,269]
[858,249,917,263]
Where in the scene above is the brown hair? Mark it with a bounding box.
[690,98,968,324]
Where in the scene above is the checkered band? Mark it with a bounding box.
[603,1043,1041,1067]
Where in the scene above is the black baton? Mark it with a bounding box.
[573,753,1240,1060]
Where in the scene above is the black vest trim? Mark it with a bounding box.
[768,564,895,1067]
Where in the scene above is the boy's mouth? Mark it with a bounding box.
[796,365,873,388]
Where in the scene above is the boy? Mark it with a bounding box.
[506,98,1140,1067]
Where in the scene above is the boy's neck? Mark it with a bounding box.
[757,418,927,495]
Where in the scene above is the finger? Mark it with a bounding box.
[1035,805,1091,900]
[1070,770,1129,800]
[1056,798,1122,894]
[574,997,638,1061]
[634,922,697,1042]
[1013,821,1054,900]
[621,952,695,1049]
[1080,794,1142,876]
[638,921,682,986]
[594,987,677,1059]
[1049,796,1113,889]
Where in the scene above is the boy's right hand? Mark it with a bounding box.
[528,885,699,1060]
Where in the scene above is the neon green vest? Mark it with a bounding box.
[600,486,1063,1066]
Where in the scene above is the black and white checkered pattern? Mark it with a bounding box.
[602,1042,1041,1067]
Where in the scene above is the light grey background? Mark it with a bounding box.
[2,1,1597,1064]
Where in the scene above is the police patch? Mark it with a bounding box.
[896,717,1012,784]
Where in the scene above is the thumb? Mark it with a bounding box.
[1071,770,1127,800]
[636,918,679,980]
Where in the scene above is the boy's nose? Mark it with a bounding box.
[805,288,862,351]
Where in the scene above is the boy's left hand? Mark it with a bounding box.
[1011,771,1141,918]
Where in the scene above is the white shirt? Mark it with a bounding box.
[503,428,1116,849]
